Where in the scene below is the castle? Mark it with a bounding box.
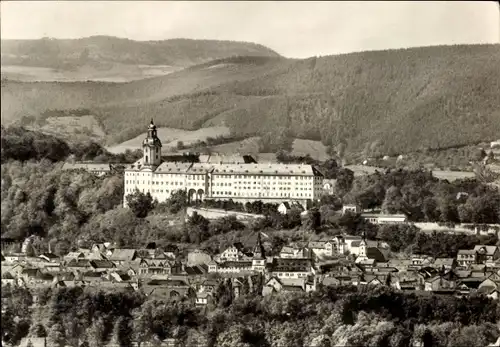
[123,120,324,208]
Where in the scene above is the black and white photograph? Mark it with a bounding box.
[1,1,500,346]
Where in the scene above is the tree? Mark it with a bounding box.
[126,189,155,218]
[47,323,66,347]
[335,168,354,196]
[86,318,106,347]
[177,141,185,150]
[304,207,321,232]
[382,186,403,214]
[28,323,47,338]
[111,317,132,347]
[471,148,487,162]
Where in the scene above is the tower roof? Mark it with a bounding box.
[148,119,156,130]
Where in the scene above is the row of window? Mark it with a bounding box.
[126,172,317,181]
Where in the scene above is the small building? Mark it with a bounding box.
[473,245,500,265]
[219,244,247,262]
[278,201,305,215]
[322,179,337,195]
[268,258,314,279]
[279,245,310,259]
[433,258,457,271]
[361,213,407,225]
[457,250,477,267]
[342,204,362,215]
[62,162,112,177]
[108,249,137,266]
[424,272,458,292]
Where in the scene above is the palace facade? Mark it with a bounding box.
[123,120,324,208]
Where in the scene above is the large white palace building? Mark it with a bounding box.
[123,120,324,208]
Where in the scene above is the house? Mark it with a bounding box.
[308,241,329,258]
[433,258,457,271]
[268,258,314,279]
[262,276,306,295]
[63,252,86,262]
[474,245,500,265]
[361,213,407,225]
[424,271,458,292]
[142,278,193,301]
[90,260,116,272]
[322,179,337,195]
[457,249,477,267]
[395,272,424,291]
[199,279,218,293]
[207,260,218,273]
[109,249,137,265]
[195,292,213,306]
[325,236,347,256]
[279,245,310,259]
[355,239,389,264]
[66,259,93,272]
[342,235,363,255]
[219,244,247,261]
[81,271,105,284]
[278,201,305,215]
[342,204,362,215]
[138,259,172,276]
[478,278,500,300]
[216,261,253,274]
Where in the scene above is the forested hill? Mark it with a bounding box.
[2,44,499,155]
[0,36,281,68]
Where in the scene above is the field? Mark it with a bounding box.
[1,64,181,82]
[346,164,477,181]
[106,126,231,153]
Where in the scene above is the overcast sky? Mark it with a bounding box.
[1,1,499,58]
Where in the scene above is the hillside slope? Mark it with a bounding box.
[2,44,499,155]
[1,36,281,81]
[1,36,280,67]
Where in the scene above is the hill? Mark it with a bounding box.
[1,36,280,81]
[2,44,500,156]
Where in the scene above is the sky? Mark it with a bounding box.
[1,1,499,58]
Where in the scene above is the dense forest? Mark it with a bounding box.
[2,44,499,156]
[2,283,500,347]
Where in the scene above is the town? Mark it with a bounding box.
[3,121,500,347]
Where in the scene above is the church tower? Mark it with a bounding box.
[142,119,162,166]
[252,232,266,273]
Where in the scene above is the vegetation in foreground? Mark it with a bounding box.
[2,283,500,347]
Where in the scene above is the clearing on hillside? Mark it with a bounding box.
[107,126,230,153]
